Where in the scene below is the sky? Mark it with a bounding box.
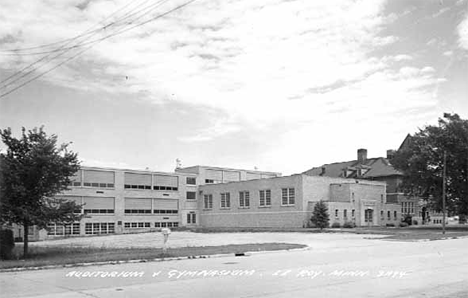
[0,0,467,175]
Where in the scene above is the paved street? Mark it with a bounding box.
[1,234,468,298]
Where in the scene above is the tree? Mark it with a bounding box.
[310,200,330,230]
[392,113,468,215]
[0,127,82,257]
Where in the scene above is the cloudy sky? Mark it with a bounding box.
[0,0,467,175]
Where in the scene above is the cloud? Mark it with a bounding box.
[432,7,450,18]
[443,50,453,56]
[393,54,413,61]
[457,12,468,50]
[0,0,443,144]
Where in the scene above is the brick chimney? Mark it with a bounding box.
[357,149,367,164]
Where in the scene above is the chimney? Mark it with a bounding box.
[357,149,367,164]
[320,167,326,176]
[386,149,396,160]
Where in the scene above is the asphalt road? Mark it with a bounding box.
[1,236,468,298]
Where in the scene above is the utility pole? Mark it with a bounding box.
[442,150,447,235]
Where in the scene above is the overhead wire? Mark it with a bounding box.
[0,0,171,90]
[0,0,198,99]
[0,0,150,53]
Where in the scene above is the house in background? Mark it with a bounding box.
[302,145,441,225]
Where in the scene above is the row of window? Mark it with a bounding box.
[83,209,114,214]
[47,223,80,236]
[124,185,179,191]
[380,210,398,220]
[124,209,178,214]
[71,182,115,188]
[124,222,151,228]
[334,209,398,221]
[334,209,356,218]
[84,223,115,235]
[203,188,294,209]
[401,202,415,214]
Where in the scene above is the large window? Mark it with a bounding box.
[124,222,151,229]
[281,188,295,206]
[239,191,250,208]
[387,211,391,220]
[85,222,115,235]
[153,175,178,191]
[187,212,196,224]
[83,170,114,188]
[155,222,179,228]
[124,173,151,190]
[69,170,82,187]
[186,177,196,185]
[124,198,151,214]
[47,223,80,236]
[83,197,115,214]
[186,191,196,200]
[220,193,231,209]
[343,209,347,219]
[204,194,213,209]
[259,190,271,207]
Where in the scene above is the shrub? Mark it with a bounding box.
[459,214,467,224]
[0,229,15,260]
[412,220,418,225]
[399,222,409,227]
[310,200,330,230]
[386,223,395,227]
[343,221,355,228]
[331,222,341,228]
[403,214,412,225]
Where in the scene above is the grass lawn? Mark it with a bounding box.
[0,243,305,270]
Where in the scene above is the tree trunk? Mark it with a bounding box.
[23,222,29,258]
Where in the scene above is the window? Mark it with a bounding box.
[47,223,80,236]
[85,223,115,235]
[387,211,391,220]
[204,194,213,209]
[352,209,355,218]
[125,209,151,214]
[153,175,178,191]
[259,190,271,207]
[187,212,196,224]
[186,191,196,200]
[381,194,384,203]
[352,193,355,202]
[343,209,347,219]
[394,211,397,220]
[84,209,114,214]
[205,179,214,184]
[381,210,384,220]
[186,177,196,185]
[153,210,178,214]
[239,191,250,208]
[335,209,339,217]
[124,222,151,229]
[221,193,231,209]
[281,188,295,206]
[83,170,115,188]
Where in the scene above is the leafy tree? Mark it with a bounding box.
[392,113,468,215]
[0,127,82,257]
[310,200,330,230]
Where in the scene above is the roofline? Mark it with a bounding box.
[177,165,281,175]
[78,165,197,176]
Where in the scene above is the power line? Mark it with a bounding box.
[0,0,149,53]
[0,0,171,57]
[0,0,198,99]
[0,0,170,89]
